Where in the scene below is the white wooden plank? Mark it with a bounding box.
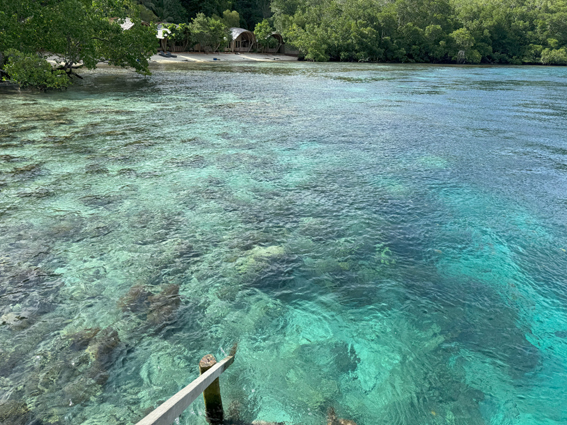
[135,355,235,425]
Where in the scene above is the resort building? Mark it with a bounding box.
[229,28,256,52]
[262,32,284,53]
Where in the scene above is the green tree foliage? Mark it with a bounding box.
[0,0,158,88]
[234,0,271,28]
[450,27,481,63]
[3,0,566,77]
[220,9,241,27]
[541,47,567,65]
[164,23,192,49]
[272,0,567,64]
[2,49,71,89]
[177,0,268,29]
[132,3,159,22]
[180,0,233,22]
[254,19,276,52]
[189,13,230,52]
[145,0,187,22]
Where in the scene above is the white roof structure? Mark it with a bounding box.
[120,17,135,31]
[157,24,172,39]
[110,17,135,31]
[230,27,255,42]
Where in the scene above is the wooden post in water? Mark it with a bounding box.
[135,354,234,425]
[199,354,224,424]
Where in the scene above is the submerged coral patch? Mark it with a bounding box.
[0,64,567,425]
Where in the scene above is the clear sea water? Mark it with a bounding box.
[1,63,567,425]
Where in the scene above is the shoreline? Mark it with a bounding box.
[45,52,298,67]
[148,52,298,63]
[43,53,566,69]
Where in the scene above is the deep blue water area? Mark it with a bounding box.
[1,63,567,424]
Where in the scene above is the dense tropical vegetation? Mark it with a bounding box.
[1,0,566,89]
[280,0,567,64]
[133,0,567,65]
[0,0,158,88]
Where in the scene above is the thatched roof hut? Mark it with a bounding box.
[230,28,256,52]
[270,32,284,45]
[261,32,285,53]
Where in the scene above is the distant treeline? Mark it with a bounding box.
[135,0,271,31]
[145,0,567,64]
[273,0,567,64]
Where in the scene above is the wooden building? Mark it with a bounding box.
[230,28,256,52]
[264,32,284,53]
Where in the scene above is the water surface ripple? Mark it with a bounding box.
[1,63,567,424]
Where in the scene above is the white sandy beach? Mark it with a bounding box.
[46,52,298,67]
[149,52,298,63]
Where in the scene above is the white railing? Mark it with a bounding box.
[135,354,235,425]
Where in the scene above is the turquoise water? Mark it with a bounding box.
[1,63,567,425]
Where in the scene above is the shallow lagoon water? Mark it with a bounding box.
[1,63,567,424]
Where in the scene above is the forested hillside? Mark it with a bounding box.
[138,0,567,64]
[275,0,567,63]
[135,0,272,31]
